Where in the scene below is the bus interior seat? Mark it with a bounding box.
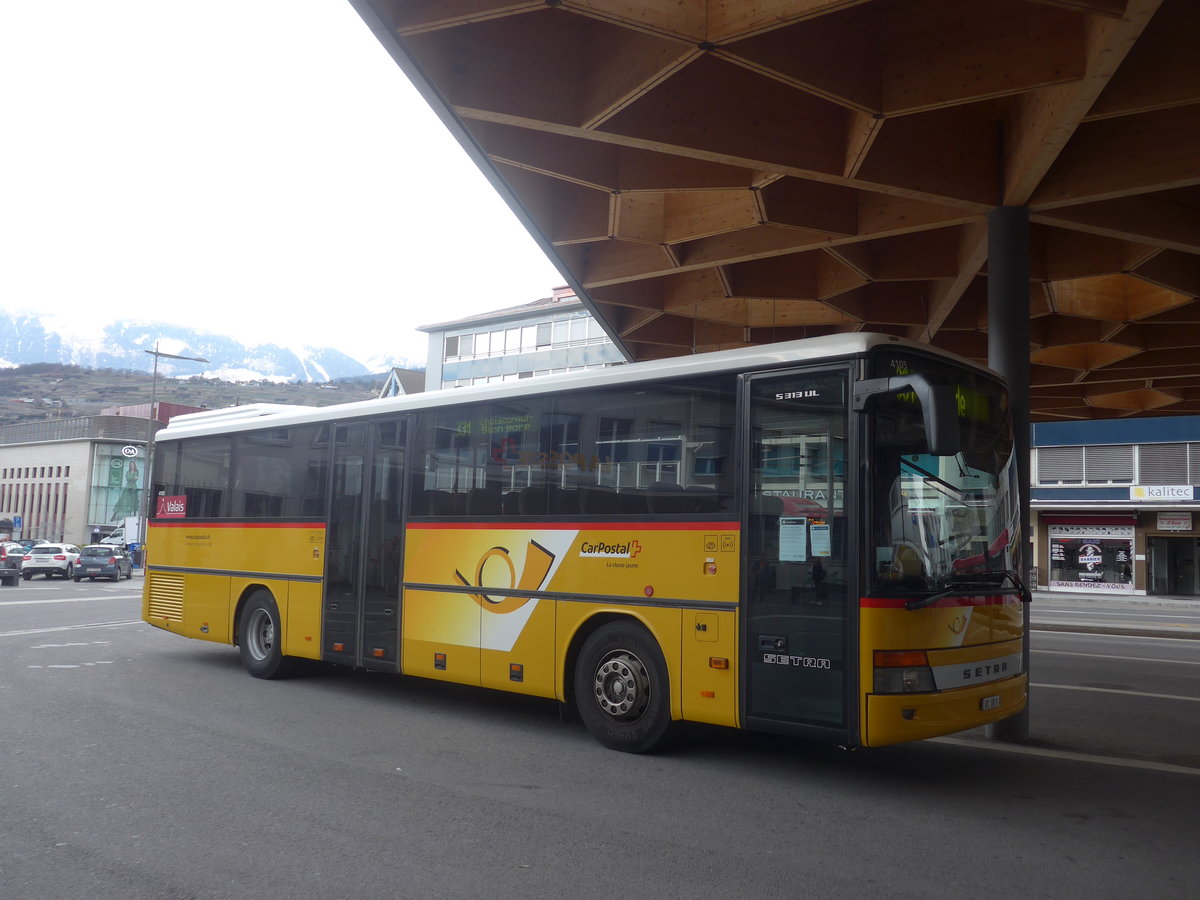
[579,487,619,516]
[647,481,688,514]
[752,494,784,519]
[547,485,579,514]
[466,487,501,516]
[518,485,547,516]
[422,490,456,516]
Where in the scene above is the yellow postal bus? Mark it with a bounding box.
[142,333,1027,752]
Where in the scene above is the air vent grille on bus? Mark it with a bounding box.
[147,573,185,622]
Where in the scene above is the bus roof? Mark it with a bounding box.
[156,332,995,442]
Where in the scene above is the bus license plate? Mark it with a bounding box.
[980,695,1001,711]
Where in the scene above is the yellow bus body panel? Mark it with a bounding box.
[680,608,739,727]
[142,521,326,661]
[402,588,483,685]
[859,598,1027,745]
[402,523,740,724]
[279,579,323,660]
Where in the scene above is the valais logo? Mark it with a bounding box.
[157,495,187,518]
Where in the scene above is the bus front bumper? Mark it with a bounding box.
[864,674,1027,747]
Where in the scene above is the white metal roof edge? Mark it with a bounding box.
[156,333,995,443]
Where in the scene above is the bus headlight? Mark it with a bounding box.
[873,650,936,693]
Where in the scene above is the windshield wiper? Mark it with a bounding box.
[900,458,966,500]
[905,569,1032,611]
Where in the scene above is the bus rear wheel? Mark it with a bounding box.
[574,622,673,753]
[238,591,297,679]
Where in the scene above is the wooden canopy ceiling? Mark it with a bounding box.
[352,0,1200,420]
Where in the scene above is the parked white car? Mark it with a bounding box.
[22,543,81,580]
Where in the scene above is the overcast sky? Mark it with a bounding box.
[1,0,565,367]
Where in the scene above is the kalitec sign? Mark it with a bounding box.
[1129,485,1194,501]
[156,495,187,518]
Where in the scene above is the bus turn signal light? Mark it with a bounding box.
[709,657,729,669]
[874,650,929,668]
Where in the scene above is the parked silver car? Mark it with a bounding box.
[21,543,81,580]
[73,544,134,582]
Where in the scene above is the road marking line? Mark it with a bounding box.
[931,737,1200,777]
[1034,648,1200,666]
[0,620,142,638]
[0,595,142,606]
[1033,682,1200,703]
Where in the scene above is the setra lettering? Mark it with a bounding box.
[963,661,1009,680]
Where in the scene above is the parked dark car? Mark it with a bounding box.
[0,541,23,586]
[73,544,134,582]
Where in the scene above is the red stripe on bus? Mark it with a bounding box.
[860,595,1023,609]
[150,521,325,529]
[408,521,739,532]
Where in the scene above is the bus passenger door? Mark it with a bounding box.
[743,370,851,733]
[324,424,367,666]
[324,419,407,671]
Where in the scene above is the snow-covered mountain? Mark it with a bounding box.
[0,313,421,383]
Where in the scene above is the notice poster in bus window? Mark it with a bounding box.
[810,522,831,558]
[779,516,808,561]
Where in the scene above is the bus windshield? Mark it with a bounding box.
[868,357,1018,597]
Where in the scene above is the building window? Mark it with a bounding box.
[1084,445,1134,484]
[1037,447,1083,484]
[1139,443,1188,484]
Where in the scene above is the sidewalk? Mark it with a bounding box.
[1030,588,1200,639]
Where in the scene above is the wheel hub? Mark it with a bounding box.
[247,608,274,661]
[593,650,650,720]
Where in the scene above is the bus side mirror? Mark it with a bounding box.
[852,374,960,457]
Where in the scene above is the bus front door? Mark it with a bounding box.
[324,419,407,671]
[744,370,851,733]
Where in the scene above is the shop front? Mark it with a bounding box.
[1146,512,1199,596]
[1045,518,1135,594]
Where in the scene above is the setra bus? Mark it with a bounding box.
[142,333,1027,752]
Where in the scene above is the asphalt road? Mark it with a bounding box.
[2,578,1198,899]
[1032,590,1200,639]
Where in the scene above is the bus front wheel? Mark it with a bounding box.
[574,622,673,753]
[238,591,296,679]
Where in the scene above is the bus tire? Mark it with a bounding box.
[237,591,296,679]
[574,621,673,753]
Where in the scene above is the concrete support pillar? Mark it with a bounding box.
[986,205,1032,743]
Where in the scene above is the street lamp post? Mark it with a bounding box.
[139,343,208,567]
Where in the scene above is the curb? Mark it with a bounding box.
[1031,622,1200,640]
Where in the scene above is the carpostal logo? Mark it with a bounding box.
[579,539,642,559]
